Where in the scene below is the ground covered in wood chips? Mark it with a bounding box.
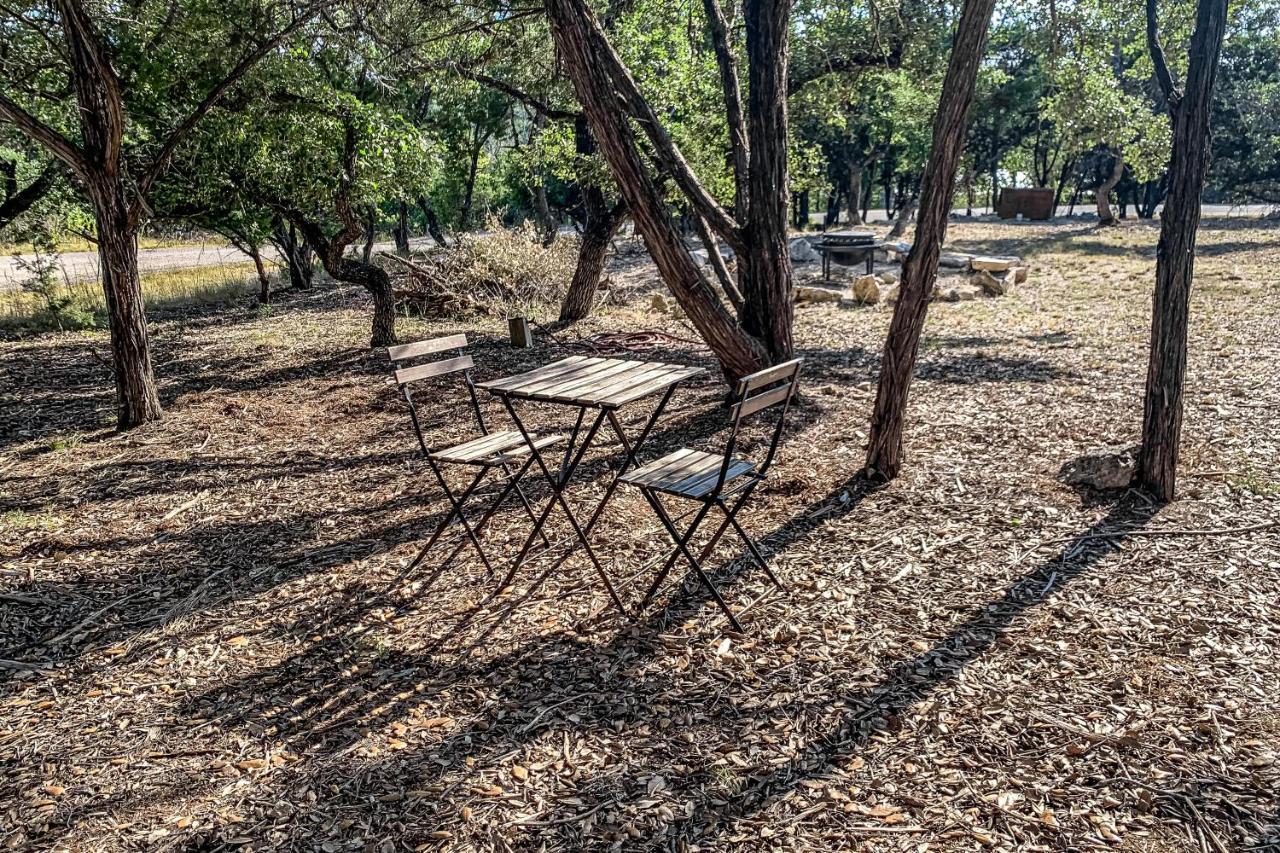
[2,219,1279,853]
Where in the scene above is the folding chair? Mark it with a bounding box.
[389,335,562,576]
[620,358,803,631]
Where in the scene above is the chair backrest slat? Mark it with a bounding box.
[387,334,468,363]
[395,354,474,386]
[732,383,793,421]
[740,358,804,393]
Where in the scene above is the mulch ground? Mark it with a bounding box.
[2,219,1278,852]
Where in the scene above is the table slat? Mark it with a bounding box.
[476,356,594,393]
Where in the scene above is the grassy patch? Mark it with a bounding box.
[0,508,64,533]
[0,263,261,336]
[1228,470,1280,497]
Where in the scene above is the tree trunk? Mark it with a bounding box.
[1096,149,1125,225]
[1138,0,1228,501]
[544,0,767,379]
[361,205,376,264]
[393,200,410,255]
[89,180,162,429]
[249,244,270,303]
[1052,159,1074,216]
[736,0,795,363]
[559,117,625,323]
[865,0,997,480]
[417,196,448,246]
[333,257,397,347]
[461,134,483,228]
[559,198,626,323]
[886,193,918,240]
[862,161,875,223]
[847,159,864,225]
[824,187,842,228]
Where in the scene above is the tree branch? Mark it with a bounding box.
[1145,0,1182,112]
[132,3,329,222]
[447,65,581,122]
[787,42,904,95]
[693,211,744,314]
[573,0,744,250]
[0,94,87,178]
[702,0,749,218]
[0,160,58,230]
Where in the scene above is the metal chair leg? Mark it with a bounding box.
[641,488,743,632]
[406,467,490,573]
[720,501,785,590]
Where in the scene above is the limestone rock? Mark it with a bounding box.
[880,270,899,285]
[796,284,844,304]
[789,237,819,263]
[852,274,881,304]
[974,268,1006,296]
[1013,266,1029,284]
[1059,447,1137,491]
[939,253,974,270]
[649,292,671,313]
[971,256,1019,272]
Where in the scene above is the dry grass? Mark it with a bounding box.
[0,263,263,335]
[0,219,1277,852]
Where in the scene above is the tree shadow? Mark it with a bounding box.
[915,353,1074,384]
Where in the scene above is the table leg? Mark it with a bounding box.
[498,398,629,618]
[578,385,678,536]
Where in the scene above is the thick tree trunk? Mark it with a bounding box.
[824,187,842,228]
[544,0,768,380]
[1096,149,1125,225]
[461,135,484,228]
[393,200,410,255]
[417,194,448,244]
[89,181,162,429]
[865,0,997,480]
[736,0,795,363]
[1138,0,1228,501]
[330,257,396,347]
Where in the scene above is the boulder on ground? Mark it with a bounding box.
[974,268,1006,296]
[880,270,899,286]
[852,274,881,304]
[1014,266,1029,284]
[789,237,819,263]
[796,284,845,304]
[939,253,974,270]
[1058,447,1137,491]
[971,256,1019,272]
[649,292,671,313]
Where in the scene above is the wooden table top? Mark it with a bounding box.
[476,356,704,409]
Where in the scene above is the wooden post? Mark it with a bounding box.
[508,317,533,348]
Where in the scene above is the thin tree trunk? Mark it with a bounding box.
[394,200,410,255]
[865,0,997,480]
[461,133,484,228]
[361,204,376,264]
[847,159,865,225]
[1096,149,1125,225]
[559,198,626,323]
[887,193,918,240]
[250,244,270,303]
[90,181,162,428]
[417,196,448,246]
[1138,0,1228,501]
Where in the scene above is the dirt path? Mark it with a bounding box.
[0,238,433,291]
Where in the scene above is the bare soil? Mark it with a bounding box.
[2,219,1278,852]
